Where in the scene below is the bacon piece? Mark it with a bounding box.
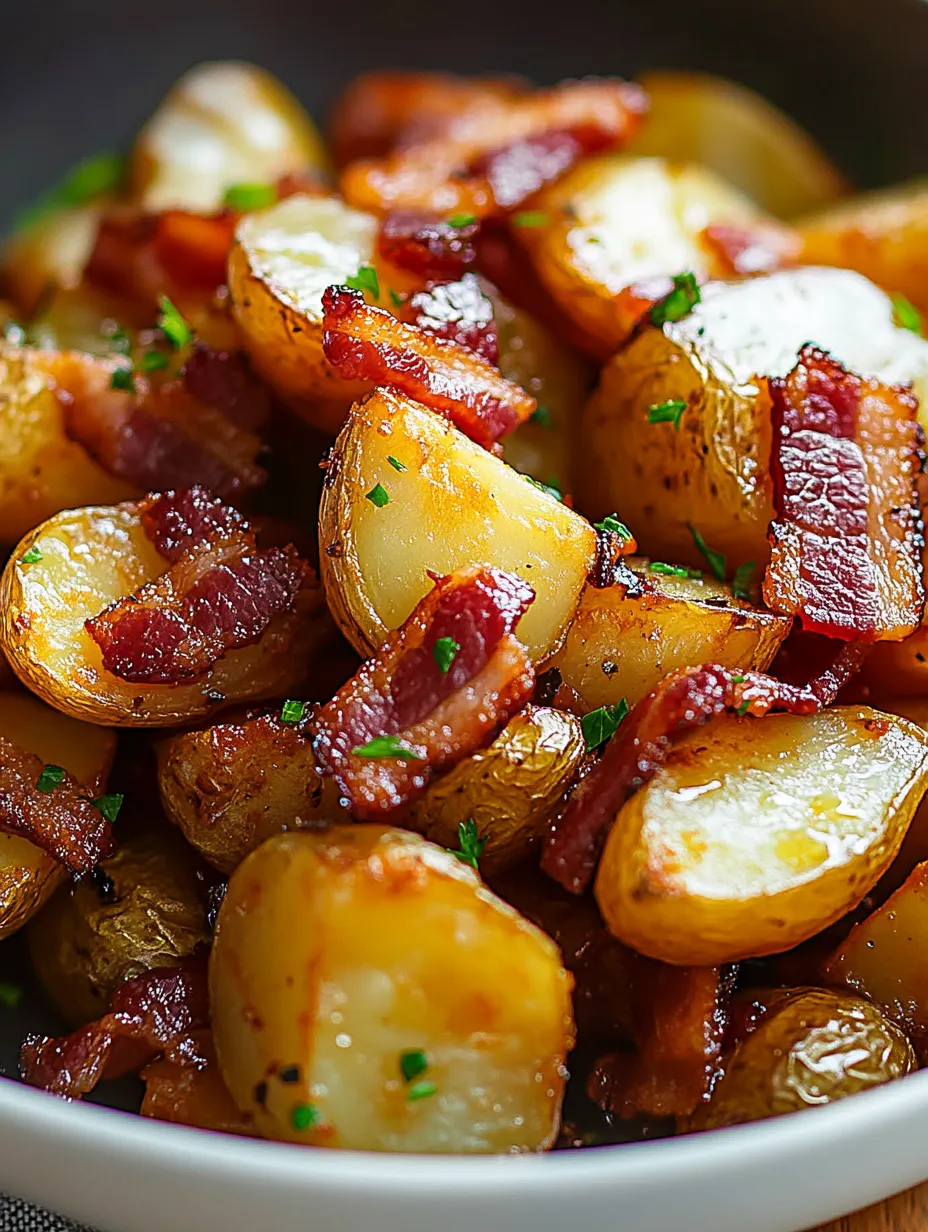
[764,345,925,641]
[0,737,112,875]
[322,286,534,447]
[542,645,868,894]
[378,212,479,280]
[139,486,246,561]
[701,222,801,276]
[181,342,271,431]
[407,274,499,365]
[340,78,648,218]
[141,1028,254,1135]
[21,960,209,1099]
[312,566,535,819]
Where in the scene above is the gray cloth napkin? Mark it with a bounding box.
[0,1196,96,1232]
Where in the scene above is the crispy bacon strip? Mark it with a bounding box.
[340,78,648,217]
[322,286,534,447]
[377,212,479,281]
[141,1028,254,1135]
[542,646,868,894]
[21,960,209,1099]
[0,737,112,875]
[312,566,535,819]
[406,274,499,365]
[86,489,310,685]
[764,345,925,641]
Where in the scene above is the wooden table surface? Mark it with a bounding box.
[813,1182,928,1231]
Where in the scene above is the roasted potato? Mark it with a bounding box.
[141,1029,255,1136]
[0,500,328,727]
[319,387,597,662]
[798,179,928,315]
[157,710,344,874]
[595,706,928,966]
[687,988,915,1131]
[626,72,848,218]
[0,689,115,941]
[579,267,928,571]
[211,826,574,1152]
[28,821,210,1027]
[130,61,331,213]
[406,706,585,875]
[2,204,108,318]
[550,559,789,711]
[516,154,790,356]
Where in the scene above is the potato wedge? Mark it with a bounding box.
[2,204,108,318]
[28,820,210,1027]
[626,72,848,218]
[0,349,134,546]
[798,179,928,315]
[0,501,328,727]
[687,988,914,1131]
[516,155,785,356]
[211,826,573,1152]
[0,689,115,941]
[130,61,331,213]
[406,706,585,875]
[157,710,344,874]
[579,268,928,572]
[550,560,789,711]
[595,706,928,966]
[319,388,596,662]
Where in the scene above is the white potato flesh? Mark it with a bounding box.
[319,388,597,661]
[210,827,573,1152]
[595,707,928,966]
[2,205,107,317]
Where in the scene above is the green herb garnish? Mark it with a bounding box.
[223,183,278,212]
[529,405,553,428]
[290,1103,320,1131]
[351,735,422,760]
[91,794,124,824]
[446,213,477,229]
[110,366,136,393]
[20,546,42,564]
[36,765,65,794]
[689,526,726,582]
[408,1080,438,1101]
[736,701,751,717]
[647,399,687,429]
[365,483,390,507]
[648,561,698,578]
[732,562,756,600]
[388,289,406,307]
[141,351,170,373]
[0,982,22,1009]
[513,211,549,228]
[16,153,125,230]
[433,637,460,674]
[400,1050,428,1084]
[594,514,633,540]
[346,265,380,301]
[157,296,193,349]
[581,699,629,751]
[649,271,701,326]
[280,699,305,724]
[525,476,563,502]
[454,818,488,870]
[386,455,407,472]
[892,293,922,334]
[731,675,745,685]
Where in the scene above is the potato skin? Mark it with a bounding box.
[550,560,789,711]
[211,826,574,1152]
[406,706,586,875]
[687,988,915,1130]
[595,707,928,966]
[28,821,210,1027]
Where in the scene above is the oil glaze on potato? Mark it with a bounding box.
[595,707,928,966]
[579,267,928,571]
[0,501,327,727]
[0,690,115,941]
[550,561,789,711]
[319,388,596,662]
[210,827,573,1152]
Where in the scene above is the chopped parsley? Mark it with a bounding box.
[649,271,701,326]
[446,213,477,229]
[388,289,406,308]
[141,350,170,373]
[512,211,549,228]
[16,152,125,230]
[110,366,136,393]
[36,765,65,794]
[222,182,278,212]
[647,399,687,429]
[400,1049,429,1084]
[594,514,633,541]
[529,405,553,428]
[157,296,193,349]
[407,1080,438,1102]
[0,982,22,1010]
[432,637,460,674]
[386,455,407,472]
[20,546,42,564]
[91,793,124,823]
[280,699,306,724]
[732,562,756,600]
[736,701,751,717]
[648,561,700,578]
[689,526,726,582]
[346,265,380,301]
[365,483,390,507]
[290,1103,320,1131]
[581,699,629,751]
[351,735,422,760]
[892,293,922,334]
[731,675,745,684]
[102,323,132,355]
[525,475,563,502]
[454,818,487,870]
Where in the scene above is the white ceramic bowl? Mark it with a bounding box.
[1,1070,927,1231]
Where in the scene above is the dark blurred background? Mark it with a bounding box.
[0,0,926,227]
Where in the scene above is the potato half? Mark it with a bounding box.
[211,827,573,1152]
[550,560,789,711]
[0,689,115,941]
[579,267,928,571]
[319,388,597,662]
[2,204,109,318]
[595,706,928,965]
[0,501,328,727]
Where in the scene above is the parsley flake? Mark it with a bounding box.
[102,323,132,355]
[408,1080,438,1101]
[513,211,549,228]
[16,152,125,230]
[0,982,22,1009]
[892,293,922,334]
[446,213,477,229]
[731,675,745,684]
[594,514,633,541]
[400,1049,428,1083]
[454,818,487,870]
[223,183,278,212]
[92,793,124,824]
[689,526,726,581]
[525,475,563,502]
[281,699,305,724]
[141,351,170,373]
[649,272,701,326]
[648,561,697,578]
[346,265,380,301]
[732,562,756,600]
[388,289,406,308]
[110,366,136,393]
[581,699,629,751]
[157,297,193,349]
[36,765,65,794]
[647,399,687,429]
[365,483,390,507]
[529,405,553,428]
[351,735,422,760]
[291,1103,320,1131]
[386,455,407,472]
[736,701,751,717]
[20,546,42,564]
[433,637,460,674]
